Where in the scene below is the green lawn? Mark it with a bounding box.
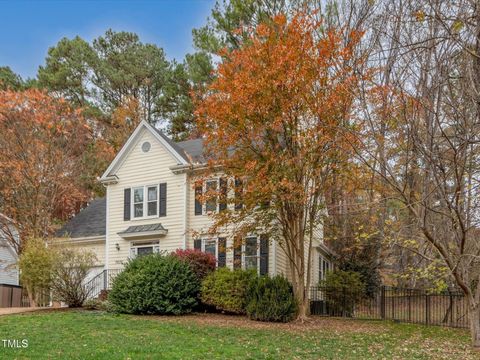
[0,310,476,359]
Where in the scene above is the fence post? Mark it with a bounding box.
[425,292,430,326]
[342,286,346,317]
[380,285,385,319]
[103,270,107,290]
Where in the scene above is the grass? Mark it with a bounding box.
[0,309,476,359]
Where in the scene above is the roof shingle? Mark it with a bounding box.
[55,198,106,239]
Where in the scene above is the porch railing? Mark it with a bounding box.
[86,269,122,299]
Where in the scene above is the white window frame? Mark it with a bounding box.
[129,241,160,259]
[131,184,160,220]
[242,235,260,273]
[319,255,331,281]
[204,179,219,213]
[201,238,218,265]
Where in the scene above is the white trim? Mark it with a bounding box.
[129,240,160,259]
[105,186,110,271]
[143,121,188,165]
[183,172,188,249]
[242,235,260,273]
[272,238,277,276]
[200,237,219,266]
[131,184,160,219]
[118,229,168,239]
[54,236,105,245]
[100,120,188,180]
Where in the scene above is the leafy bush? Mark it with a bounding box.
[320,270,366,316]
[109,254,199,315]
[51,247,97,307]
[246,275,297,322]
[339,260,381,297]
[18,238,56,307]
[172,249,216,282]
[200,268,257,314]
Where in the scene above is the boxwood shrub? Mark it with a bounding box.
[200,268,257,314]
[109,254,198,315]
[246,275,297,322]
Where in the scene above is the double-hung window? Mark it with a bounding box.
[132,185,158,219]
[202,238,217,259]
[205,180,218,213]
[147,186,158,216]
[243,236,260,272]
[319,256,331,281]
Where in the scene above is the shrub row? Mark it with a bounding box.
[200,268,297,322]
[108,251,298,322]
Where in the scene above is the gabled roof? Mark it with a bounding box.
[176,138,205,163]
[100,120,206,180]
[55,198,106,239]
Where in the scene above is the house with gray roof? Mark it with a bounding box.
[57,120,333,296]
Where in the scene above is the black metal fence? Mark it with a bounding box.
[310,285,469,329]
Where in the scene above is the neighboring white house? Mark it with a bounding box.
[0,214,19,286]
[56,120,334,291]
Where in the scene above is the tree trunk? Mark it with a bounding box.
[469,302,480,348]
[295,277,309,320]
[27,286,37,308]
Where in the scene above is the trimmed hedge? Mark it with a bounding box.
[200,268,257,314]
[246,275,297,322]
[109,254,198,315]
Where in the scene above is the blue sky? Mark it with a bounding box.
[0,0,216,79]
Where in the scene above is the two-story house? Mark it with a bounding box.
[56,120,334,293]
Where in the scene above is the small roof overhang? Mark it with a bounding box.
[315,242,337,259]
[118,223,168,240]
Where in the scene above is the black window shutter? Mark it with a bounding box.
[219,178,227,212]
[217,237,226,267]
[194,182,202,215]
[124,188,131,221]
[233,236,242,269]
[260,234,269,276]
[159,183,167,217]
[194,239,201,250]
[234,178,243,211]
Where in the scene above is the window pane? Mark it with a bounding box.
[137,246,153,257]
[134,203,143,217]
[134,187,143,203]
[245,237,257,256]
[148,186,157,201]
[205,181,217,212]
[245,256,258,270]
[147,201,157,216]
[204,240,216,257]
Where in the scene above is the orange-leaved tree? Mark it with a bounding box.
[196,13,364,319]
[0,89,94,254]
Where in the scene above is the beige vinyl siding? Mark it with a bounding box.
[68,240,105,267]
[106,128,186,269]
